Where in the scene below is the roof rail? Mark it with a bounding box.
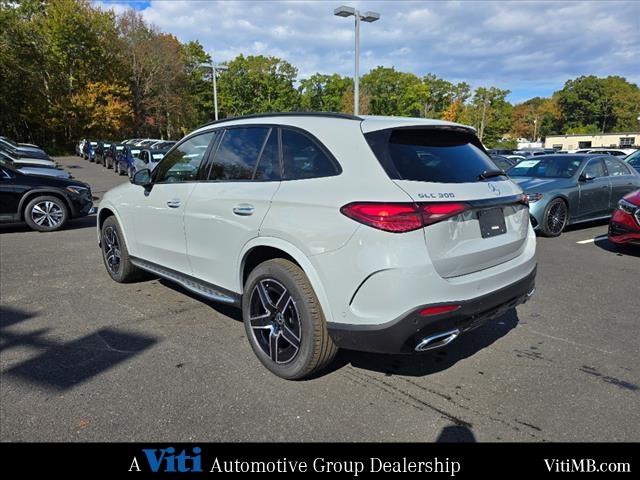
[199,111,363,128]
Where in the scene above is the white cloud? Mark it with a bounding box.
[94,0,640,101]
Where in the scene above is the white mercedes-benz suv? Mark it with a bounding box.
[98,113,537,379]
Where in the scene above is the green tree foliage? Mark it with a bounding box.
[361,66,426,116]
[299,73,353,113]
[556,75,640,133]
[217,55,299,116]
[464,87,513,146]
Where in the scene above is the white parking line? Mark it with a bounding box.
[576,235,607,244]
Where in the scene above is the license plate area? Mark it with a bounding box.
[478,207,507,238]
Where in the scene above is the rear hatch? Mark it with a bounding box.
[365,126,529,278]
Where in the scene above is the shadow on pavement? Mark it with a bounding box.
[436,425,477,442]
[594,236,640,258]
[322,309,520,378]
[0,215,96,234]
[563,218,609,233]
[1,306,157,390]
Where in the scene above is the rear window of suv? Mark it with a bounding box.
[365,128,501,183]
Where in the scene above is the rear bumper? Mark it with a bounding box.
[327,266,536,354]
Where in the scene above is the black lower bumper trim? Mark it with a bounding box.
[328,266,537,354]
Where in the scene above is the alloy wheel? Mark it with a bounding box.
[103,226,122,274]
[547,201,567,235]
[31,201,64,229]
[248,278,301,364]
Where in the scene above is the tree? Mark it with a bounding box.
[70,81,133,138]
[422,74,471,119]
[467,87,513,146]
[299,73,352,112]
[217,55,299,116]
[556,75,640,133]
[361,66,425,116]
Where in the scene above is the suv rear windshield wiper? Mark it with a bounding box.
[477,169,507,180]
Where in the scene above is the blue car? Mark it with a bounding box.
[115,145,141,176]
[625,150,640,173]
[508,154,640,237]
[83,140,98,162]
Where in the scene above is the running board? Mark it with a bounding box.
[130,257,241,307]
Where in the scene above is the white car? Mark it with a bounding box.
[98,113,537,379]
[571,148,635,156]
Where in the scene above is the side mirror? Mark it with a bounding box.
[132,168,152,188]
[580,172,595,182]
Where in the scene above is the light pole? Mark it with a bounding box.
[200,60,229,121]
[334,5,380,115]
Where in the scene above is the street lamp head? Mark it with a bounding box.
[361,11,380,22]
[198,62,211,69]
[216,64,229,72]
[334,5,355,17]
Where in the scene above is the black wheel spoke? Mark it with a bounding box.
[249,313,272,329]
[280,324,300,349]
[269,331,279,363]
[276,290,292,310]
[257,281,276,310]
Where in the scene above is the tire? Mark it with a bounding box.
[540,198,568,237]
[100,216,142,283]
[243,258,337,380]
[24,195,69,232]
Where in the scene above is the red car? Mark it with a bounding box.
[608,189,640,245]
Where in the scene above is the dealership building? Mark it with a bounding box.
[544,132,639,150]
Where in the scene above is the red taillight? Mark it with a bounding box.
[341,202,468,233]
[420,203,467,226]
[419,304,461,317]
[340,203,422,232]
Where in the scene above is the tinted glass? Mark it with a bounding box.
[583,158,605,178]
[254,130,280,181]
[209,127,270,181]
[509,155,583,178]
[282,129,338,180]
[154,132,215,183]
[605,157,630,176]
[367,129,498,183]
[490,155,514,171]
[626,151,640,168]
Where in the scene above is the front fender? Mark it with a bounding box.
[96,201,136,256]
[237,236,334,324]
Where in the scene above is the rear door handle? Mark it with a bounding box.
[233,204,255,216]
[167,199,181,208]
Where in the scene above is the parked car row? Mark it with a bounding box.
[76,138,173,178]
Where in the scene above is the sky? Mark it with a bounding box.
[93,0,640,103]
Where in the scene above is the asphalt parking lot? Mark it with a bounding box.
[1,156,638,442]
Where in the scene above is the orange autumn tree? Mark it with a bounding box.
[71,81,134,138]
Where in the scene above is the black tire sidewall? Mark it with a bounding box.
[243,261,318,380]
[24,195,69,232]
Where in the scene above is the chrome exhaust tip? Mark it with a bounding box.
[415,329,460,352]
[526,287,536,298]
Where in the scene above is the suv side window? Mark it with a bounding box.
[209,127,271,181]
[583,158,606,178]
[605,157,630,176]
[281,128,339,180]
[154,131,215,183]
